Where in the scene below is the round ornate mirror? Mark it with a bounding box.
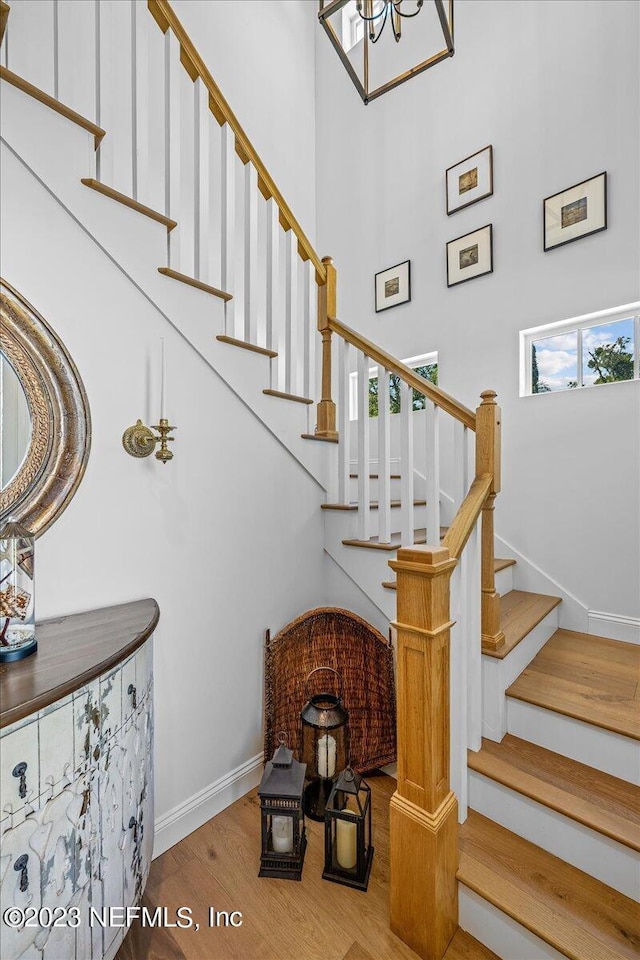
[0,279,91,537]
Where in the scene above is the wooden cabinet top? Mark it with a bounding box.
[0,598,159,728]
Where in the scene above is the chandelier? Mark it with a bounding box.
[318,0,454,104]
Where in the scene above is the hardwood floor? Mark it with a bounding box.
[506,629,640,739]
[117,774,493,960]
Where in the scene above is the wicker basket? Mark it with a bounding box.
[264,607,396,774]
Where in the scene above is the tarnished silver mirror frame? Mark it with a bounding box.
[0,279,91,537]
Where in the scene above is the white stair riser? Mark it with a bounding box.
[468,771,640,900]
[507,699,640,786]
[482,606,559,742]
[458,886,566,960]
[494,565,514,596]
[333,503,428,542]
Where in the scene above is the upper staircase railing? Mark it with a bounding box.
[0,4,503,957]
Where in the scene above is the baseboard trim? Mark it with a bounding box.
[588,610,640,645]
[153,753,263,859]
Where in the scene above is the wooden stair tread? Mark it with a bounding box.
[262,388,313,405]
[458,810,640,960]
[482,589,561,660]
[216,335,275,357]
[350,472,402,479]
[81,179,176,230]
[468,734,640,851]
[443,929,500,960]
[160,268,232,301]
[383,558,513,590]
[1,67,105,148]
[301,433,338,443]
[507,629,640,740]
[343,527,448,551]
[322,499,427,511]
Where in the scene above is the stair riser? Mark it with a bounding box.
[506,699,640,786]
[468,771,640,900]
[347,477,406,501]
[482,607,559,742]
[338,504,428,541]
[494,565,513,595]
[458,886,566,960]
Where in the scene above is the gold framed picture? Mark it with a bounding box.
[446,145,493,215]
[543,172,607,251]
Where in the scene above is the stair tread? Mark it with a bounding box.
[81,179,176,230]
[383,558,511,590]
[468,734,640,851]
[343,527,448,551]
[160,268,232,301]
[263,388,313,405]
[482,589,562,660]
[458,810,640,960]
[322,499,427,511]
[350,473,402,479]
[216,334,275,357]
[507,628,640,740]
[443,929,500,960]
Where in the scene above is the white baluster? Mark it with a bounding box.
[265,197,280,357]
[399,379,414,546]
[377,367,392,543]
[221,123,236,335]
[165,28,181,265]
[337,338,350,504]
[244,162,259,344]
[284,231,299,395]
[194,77,210,283]
[466,519,482,752]
[357,352,371,542]
[303,261,315,403]
[425,401,440,544]
[138,1,166,213]
[131,0,143,201]
[57,0,97,122]
[98,0,134,194]
[449,561,467,821]
[178,64,196,276]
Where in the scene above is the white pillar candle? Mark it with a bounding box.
[160,337,166,419]
[271,816,293,854]
[336,818,357,870]
[316,733,336,779]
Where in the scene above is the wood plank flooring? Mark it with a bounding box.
[507,629,640,739]
[482,590,561,660]
[458,811,640,960]
[468,734,640,851]
[117,775,491,960]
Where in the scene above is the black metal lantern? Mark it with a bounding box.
[323,766,374,892]
[257,733,307,881]
[300,667,349,821]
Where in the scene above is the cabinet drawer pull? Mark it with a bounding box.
[13,854,29,892]
[127,683,137,709]
[12,762,28,799]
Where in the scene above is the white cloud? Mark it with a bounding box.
[537,348,576,376]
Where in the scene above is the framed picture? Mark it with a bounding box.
[543,172,607,251]
[447,224,493,288]
[375,260,411,312]
[446,145,493,215]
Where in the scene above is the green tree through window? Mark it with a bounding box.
[587,335,634,384]
[368,364,438,417]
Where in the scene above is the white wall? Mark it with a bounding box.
[1,143,330,834]
[316,0,640,617]
[172,0,317,245]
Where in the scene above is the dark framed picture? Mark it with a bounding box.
[375,260,411,312]
[543,172,607,251]
[446,224,493,288]
[446,145,493,215]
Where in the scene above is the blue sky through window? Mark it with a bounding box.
[533,317,635,392]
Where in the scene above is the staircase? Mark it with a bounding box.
[1,3,639,960]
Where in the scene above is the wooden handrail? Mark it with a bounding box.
[148,0,326,285]
[329,317,477,430]
[442,473,492,559]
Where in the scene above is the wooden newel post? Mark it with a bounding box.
[388,544,459,960]
[315,255,338,440]
[476,389,505,652]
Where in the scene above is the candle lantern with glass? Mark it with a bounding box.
[257,733,307,881]
[0,520,36,663]
[323,766,373,892]
[300,667,349,821]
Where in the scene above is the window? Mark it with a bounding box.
[349,352,438,419]
[341,1,385,53]
[521,304,639,396]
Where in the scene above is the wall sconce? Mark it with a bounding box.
[122,338,176,464]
